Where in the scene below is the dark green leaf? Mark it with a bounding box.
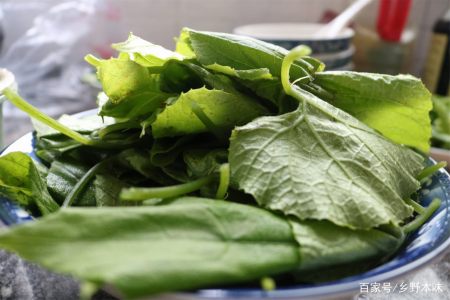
[0,198,300,299]
[185,29,323,80]
[46,156,97,206]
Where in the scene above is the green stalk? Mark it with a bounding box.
[189,100,226,141]
[281,45,312,102]
[3,87,137,149]
[404,198,426,215]
[215,163,230,199]
[403,198,441,233]
[62,160,106,208]
[417,161,447,182]
[3,88,94,145]
[84,54,101,67]
[120,176,213,201]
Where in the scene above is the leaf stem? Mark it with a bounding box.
[189,100,226,141]
[120,176,213,201]
[404,198,426,215]
[3,87,138,149]
[417,161,447,182]
[281,45,312,101]
[215,163,230,199]
[62,160,107,208]
[3,88,94,146]
[84,54,101,67]
[403,198,441,233]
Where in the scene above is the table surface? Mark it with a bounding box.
[1,106,450,300]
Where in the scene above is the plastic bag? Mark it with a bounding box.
[0,0,125,143]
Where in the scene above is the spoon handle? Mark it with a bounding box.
[318,0,374,38]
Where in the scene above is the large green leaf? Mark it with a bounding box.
[0,198,300,299]
[152,87,268,138]
[229,90,423,230]
[0,152,59,215]
[313,71,432,152]
[185,29,323,80]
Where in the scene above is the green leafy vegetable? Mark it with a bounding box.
[0,29,437,298]
[0,198,300,299]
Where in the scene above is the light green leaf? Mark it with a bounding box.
[0,198,300,299]
[152,87,268,138]
[0,152,59,215]
[112,33,183,67]
[313,71,432,152]
[96,59,171,119]
[229,91,423,229]
[175,28,196,58]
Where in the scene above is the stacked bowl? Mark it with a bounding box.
[234,23,354,71]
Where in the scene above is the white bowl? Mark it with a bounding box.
[233,23,354,54]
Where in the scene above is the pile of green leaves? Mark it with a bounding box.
[0,29,440,299]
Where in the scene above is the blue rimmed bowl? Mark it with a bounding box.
[233,23,354,55]
[1,132,450,299]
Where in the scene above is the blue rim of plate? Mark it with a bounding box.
[1,131,450,299]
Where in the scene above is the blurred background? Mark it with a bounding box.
[0,0,449,145]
